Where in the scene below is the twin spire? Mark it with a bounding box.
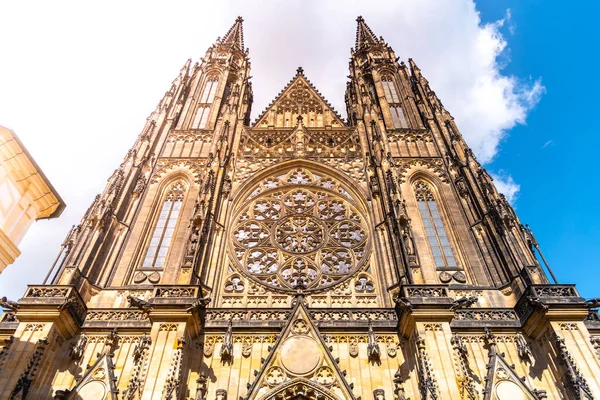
[217,15,380,52]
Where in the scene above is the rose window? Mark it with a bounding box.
[231,174,369,292]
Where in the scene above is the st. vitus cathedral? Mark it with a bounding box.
[1,16,600,400]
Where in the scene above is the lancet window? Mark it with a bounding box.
[142,182,186,268]
[192,77,219,129]
[414,181,457,269]
[382,75,408,128]
[192,106,210,129]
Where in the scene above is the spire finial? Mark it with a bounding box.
[355,15,379,50]
[296,66,304,76]
[219,16,245,51]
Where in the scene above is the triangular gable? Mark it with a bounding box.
[244,298,357,400]
[253,68,346,128]
[482,346,539,400]
[65,354,119,400]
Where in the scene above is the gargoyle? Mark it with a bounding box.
[127,295,153,313]
[0,296,19,312]
[393,297,413,313]
[585,298,600,309]
[186,297,211,313]
[450,296,478,311]
[58,296,76,311]
[527,296,549,311]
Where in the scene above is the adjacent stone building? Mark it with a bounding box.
[1,17,599,400]
[0,125,65,274]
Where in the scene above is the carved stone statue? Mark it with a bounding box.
[516,332,533,362]
[186,227,200,257]
[367,320,381,364]
[69,333,87,360]
[220,320,234,363]
[402,233,415,255]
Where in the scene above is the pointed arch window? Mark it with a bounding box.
[382,76,408,128]
[200,78,218,103]
[382,76,400,103]
[391,106,408,129]
[192,77,218,129]
[142,182,186,268]
[414,181,457,268]
[192,106,210,129]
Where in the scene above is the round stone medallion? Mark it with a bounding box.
[78,381,107,399]
[495,380,527,400]
[280,336,321,375]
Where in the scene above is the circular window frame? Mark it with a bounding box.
[228,184,371,294]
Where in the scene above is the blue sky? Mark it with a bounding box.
[476,1,600,297]
[0,0,597,299]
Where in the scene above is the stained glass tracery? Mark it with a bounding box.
[230,168,369,291]
[414,180,457,269]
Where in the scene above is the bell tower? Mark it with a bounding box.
[0,16,599,400]
[346,16,543,289]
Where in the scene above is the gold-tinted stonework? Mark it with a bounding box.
[0,16,599,400]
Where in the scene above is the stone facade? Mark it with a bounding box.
[0,16,599,400]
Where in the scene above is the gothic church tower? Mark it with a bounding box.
[1,17,599,400]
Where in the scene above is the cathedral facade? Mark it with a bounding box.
[1,17,599,400]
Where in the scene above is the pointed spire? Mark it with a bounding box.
[219,16,245,51]
[355,16,379,50]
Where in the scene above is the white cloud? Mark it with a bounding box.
[0,0,542,299]
[491,173,521,205]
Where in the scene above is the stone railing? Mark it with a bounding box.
[83,308,151,328]
[451,308,520,328]
[401,285,450,299]
[151,285,202,306]
[515,284,586,323]
[24,286,71,298]
[20,285,86,325]
[204,308,397,329]
[530,285,580,298]
[153,285,199,298]
[205,309,290,325]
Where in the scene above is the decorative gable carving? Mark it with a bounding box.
[253,68,346,128]
[244,299,357,400]
[61,354,119,400]
[240,123,361,160]
[483,346,542,400]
